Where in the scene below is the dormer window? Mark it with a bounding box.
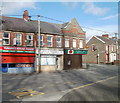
[3,32,10,45]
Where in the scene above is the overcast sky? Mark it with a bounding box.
[1,0,119,41]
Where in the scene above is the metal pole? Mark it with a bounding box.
[115,33,118,64]
[96,46,99,64]
[36,15,41,73]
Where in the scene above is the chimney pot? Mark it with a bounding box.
[102,34,109,38]
[23,10,29,21]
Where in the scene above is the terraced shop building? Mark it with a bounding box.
[0,10,88,73]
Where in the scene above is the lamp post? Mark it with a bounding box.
[85,45,89,68]
[36,15,41,73]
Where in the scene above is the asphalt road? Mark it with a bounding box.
[1,64,119,102]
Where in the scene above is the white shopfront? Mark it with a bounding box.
[39,48,64,71]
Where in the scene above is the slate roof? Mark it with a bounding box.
[96,36,116,45]
[0,16,68,34]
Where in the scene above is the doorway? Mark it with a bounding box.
[56,57,61,70]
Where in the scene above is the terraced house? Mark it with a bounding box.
[0,10,88,73]
[85,34,118,64]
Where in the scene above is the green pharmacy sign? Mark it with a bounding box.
[65,50,88,55]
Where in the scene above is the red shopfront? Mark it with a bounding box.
[1,46,35,73]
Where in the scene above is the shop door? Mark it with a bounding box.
[56,57,61,70]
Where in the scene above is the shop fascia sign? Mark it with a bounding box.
[0,46,35,53]
[66,50,88,55]
[40,49,64,55]
[39,49,64,55]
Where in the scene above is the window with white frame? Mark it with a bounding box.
[106,45,108,52]
[111,45,114,51]
[65,38,69,47]
[14,34,22,45]
[41,55,56,65]
[40,35,43,46]
[92,44,97,51]
[47,36,52,47]
[79,39,83,48]
[3,32,10,45]
[73,38,76,48]
[26,35,33,46]
[56,37,61,47]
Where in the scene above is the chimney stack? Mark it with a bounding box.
[23,10,29,21]
[102,34,109,38]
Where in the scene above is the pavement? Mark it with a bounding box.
[1,64,119,102]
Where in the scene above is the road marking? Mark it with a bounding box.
[8,88,45,99]
[61,76,117,93]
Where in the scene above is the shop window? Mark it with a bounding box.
[3,32,10,45]
[9,64,16,68]
[2,64,7,68]
[65,38,69,47]
[41,56,56,65]
[16,64,33,68]
[56,37,61,47]
[27,35,33,46]
[16,64,25,67]
[14,34,22,45]
[47,36,52,47]
[25,64,33,67]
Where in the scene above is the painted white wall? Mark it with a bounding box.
[109,53,116,62]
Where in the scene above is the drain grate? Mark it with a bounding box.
[9,88,44,99]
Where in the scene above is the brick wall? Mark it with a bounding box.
[83,36,105,64]
[2,31,86,50]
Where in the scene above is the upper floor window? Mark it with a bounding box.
[40,35,43,46]
[56,37,61,47]
[14,34,22,45]
[26,35,33,46]
[79,40,83,48]
[73,39,76,48]
[106,45,108,52]
[65,38,69,48]
[3,32,10,45]
[111,45,114,52]
[92,44,97,51]
[47,36,52,47]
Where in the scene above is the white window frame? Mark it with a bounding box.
[2,32,10,45]
[79,39,83,48]
[106,45,108,52]
[73,38,76,48]
[65,38,69,48]
[15,34,22,45]
[26,34,33,46]
[40,35,43,46]
[92,44,97,51]
[56,37,61,47]
[111,45,114,52]
[47,36,53,47]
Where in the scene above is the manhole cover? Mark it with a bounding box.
[9,88,44,99]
